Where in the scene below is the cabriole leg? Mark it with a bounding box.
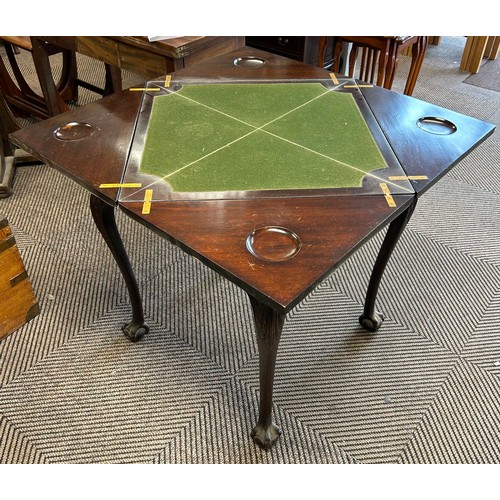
[360,200,417,331]
[89,194,149,341]
[248,296,286,450]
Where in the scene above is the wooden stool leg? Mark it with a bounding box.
[484,36,499,60]
[460,36,489,73]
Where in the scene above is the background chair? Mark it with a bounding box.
[318,36,428,96]
[0,36,122,119]
[0,36,122,196]
[0,36,79,119]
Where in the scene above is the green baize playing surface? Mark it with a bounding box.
[139,83,389,193]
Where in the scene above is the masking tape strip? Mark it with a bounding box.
[99,183,142,189]
[380,183,396,207]
[142,189,153,214]
[388,175,429,181]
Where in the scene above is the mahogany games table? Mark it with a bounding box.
[10,47,495,450]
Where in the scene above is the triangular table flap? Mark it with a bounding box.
[120,193,414,312]
[359,83,496,196]
[10,89,144,205]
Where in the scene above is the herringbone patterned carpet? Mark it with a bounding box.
[1,37,499,464]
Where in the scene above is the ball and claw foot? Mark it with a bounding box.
[251,422,282,450]
[122,321,149,342]
[359,311,384,332]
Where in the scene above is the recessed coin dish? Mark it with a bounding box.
[54,122,96,141]
[234,56,266,68]
[417,117,457,135]
[246,226,302,262]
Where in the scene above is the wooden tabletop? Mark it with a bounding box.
[10,47,495,312]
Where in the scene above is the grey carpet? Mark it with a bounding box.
[464,57,500,93]
[0,37,499,464]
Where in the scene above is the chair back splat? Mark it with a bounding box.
[318,36,428,96]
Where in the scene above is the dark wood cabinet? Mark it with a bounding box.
[245,36,333,67]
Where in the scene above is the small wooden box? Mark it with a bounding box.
[0,215,39,340]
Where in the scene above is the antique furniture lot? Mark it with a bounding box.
[10,47,495,449]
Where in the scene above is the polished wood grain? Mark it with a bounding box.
[11,88,143,204]
[120,195,413,313]
[359,84,494,196]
